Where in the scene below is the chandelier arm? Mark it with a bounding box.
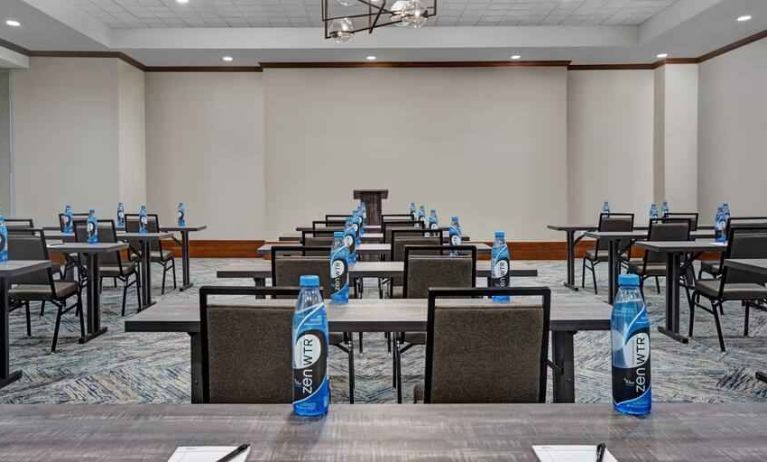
[369,0,386,33]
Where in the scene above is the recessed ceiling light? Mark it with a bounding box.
[222,56,234,62]
[656,53,669,59]
[510,55,521,60]
[737,15,752,22]
[366,55,377,61]
[176,0,189,4]
[5,19,21,27]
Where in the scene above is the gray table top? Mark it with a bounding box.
[635,241,726,253]
[216,260,538,279]
[47,242,128,253]
[161,225,208,232]
[120,232,174,240]
[0,260,51,277]
[723,259,767,275]
[3,403,766,461]
[257,242,491,256]
[585,230,715,240]
[547,224,598,232]
[125,297,609,334]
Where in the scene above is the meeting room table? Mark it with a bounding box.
[256,242,491,258]
[635,240,726,343]
[547,224,598,291]
[125,297,608,404]
[47,242,128,343]
[722,259,767,384]
[160,225,207,291]
[0,260,52,390]
[119,232,173,308]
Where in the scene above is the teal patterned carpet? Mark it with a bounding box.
[1,258,767,404]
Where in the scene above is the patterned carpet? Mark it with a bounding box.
[1,258,767,404]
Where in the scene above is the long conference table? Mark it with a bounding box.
[3,403,767,460]
[125,297,610,404]
[257,242,492,257]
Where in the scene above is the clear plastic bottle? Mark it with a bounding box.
[611,274,652,416]
[116,202,125,228]
[0,215,7,262]
[490,231,510,302]
[330,232,349,304]
[86,209,99,244]
[177,202,186,227]
[715,206,727,243]
[139,205,149,234]
[602,201,610,215]
[649,203,658,220]
[343,219,357,264]
[293,275,330,417]
[428,209,439,230]
[410,202,417,221]
[661,200,669,217]
[63,205,74,233]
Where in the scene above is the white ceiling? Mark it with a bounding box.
[0,0,765,66]
[71,0,679,28]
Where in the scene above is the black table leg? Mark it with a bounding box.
[552,331,576,403]
[757,371,767,383]
[141,240,155,309]
[190,332,202,403]
[0,279,22,389]
[608,240,619,305]
[179,231,192,291]
[563,231,579,291]
[80,253,107,343]
[658,252,689,343]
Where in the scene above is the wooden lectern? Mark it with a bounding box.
[353,189,389,226]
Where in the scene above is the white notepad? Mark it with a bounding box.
[533,445,618,462]
[168,446,251,462]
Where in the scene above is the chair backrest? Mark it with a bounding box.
[300,229,338,244]
[74,219,124,269]
[596,213,634,253]
[146,214,163,252]
[383,220,423,243]
[382,214,414,221]
[312,220,346,230]
[727,216,767,232]
[271,248,332,296]
[424,287,550,404]
[664,213,698,231]
[58,213,89,232]
[404,245,476,298]
[8,233,54,286]
[199,286,300,403]
[325,214,350,222]
[123,214,149,254]
[643,219,691,265]
[5,218,34,230]
[303,237,333,255]
[721,226,767,287]
[391,229,443,261]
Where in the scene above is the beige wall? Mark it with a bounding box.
[145,72,265,238]
[698,39,767,217]
[0,71,11,214]
[567,70,655,224]
[117,61,146,210]
[264,67,568,240]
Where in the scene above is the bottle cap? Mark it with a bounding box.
[495,231,505,239]
[451,216,458,221]
[333,231,344,238]
[300,275,320,287]
[618,274,640,287]
[89,209,95,214]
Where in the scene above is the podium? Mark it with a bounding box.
[353,189,388,226]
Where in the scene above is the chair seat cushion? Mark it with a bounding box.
[627,260,667,277]
[151,250,174,263]
[401,332,426,345]
[584,249,608,262]
[329,332,346,346]
[700,260,721,275]
[100,262,137,278]
[696,280,767,300]
[10,281,78,301]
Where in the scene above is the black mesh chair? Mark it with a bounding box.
[386,229,443,299]
[627,219,692,297]
[270,248,355,403]
[394,245,477,403]
[690,225,767,352]
[8,233,84,352]
[700,216,767,279]
[418,287,550,404]
[74,220,142,316]
[146,214,177,294]
[582,213,634,294]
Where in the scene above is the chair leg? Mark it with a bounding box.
[348,341,355,404]
[172,259,177,290]
[24,302,31,337]
[77,292,85,339]
[654,276,661,294]
[121,279,129,317]
[136,273,143,311]
[395,341,403,404]
[744,302,750,337]
[392,336,398,388]
[712,301,726,352]
[639,279,645,300]
[590,262,598,295]
[161,264,167,295]
[688,294,696,337]
[39,300,46,317]
[51,302,63,353]
[581,259,586,289]
[114,278,118,288]
[358,332,364,355]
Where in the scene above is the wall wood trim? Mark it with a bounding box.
[26,51,147,70]
[163,240,266,258]
[260,61,572,69]
[697,29,767,63]
[145,66,263,72]
[0,37,31,56]
[568,63,655,70]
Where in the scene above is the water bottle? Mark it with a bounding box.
[410,202,417,221]
[293,275,330,417]
[359,201,367,227]
[448,216,462,257]
[428,209,439,230]
[602,201,610,215]
[490,231,511,302]
[722,202,731,223]
[649,203,658,220]
[343,219,357,264]
[418,205,426,228]
[353,210,363,237]
[715,206,727,243]
[139,205,148,234]
[177,202,186,227]
[86,209,99,244]
[116,202,125,228]
[611,274,652,416]
[330,232,349,304]
[63,205,74,233]
[661,200,669,217]
[0,215,7,262]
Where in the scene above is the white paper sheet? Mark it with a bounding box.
[167,446,251,462]
[533,445,618,462]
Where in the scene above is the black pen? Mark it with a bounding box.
[216,443,250,462]
[596,442,606,462]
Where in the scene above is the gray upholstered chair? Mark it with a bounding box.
[699,216,767,279]
[690,225,767,352]
[74,220,142,316]
[418,287,550,404]
[394,245,477,403]
[146,214,177,294]
[270,249,355,403]
[385,229,443,298]
[582,213,634,294]
[664,212,699,231]
[302,236,334,256]
[8,233,84,352]
[627,218,691,297]
[199,286,298,403]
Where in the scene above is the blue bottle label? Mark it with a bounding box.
[450,233,460,246]
[330,258,348,296]
[492,258,510,288]
[293,328,328,403]
[612,326,651,405]
[343,234,355,254]
[87,221,98,242]
[0,230,7,254]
